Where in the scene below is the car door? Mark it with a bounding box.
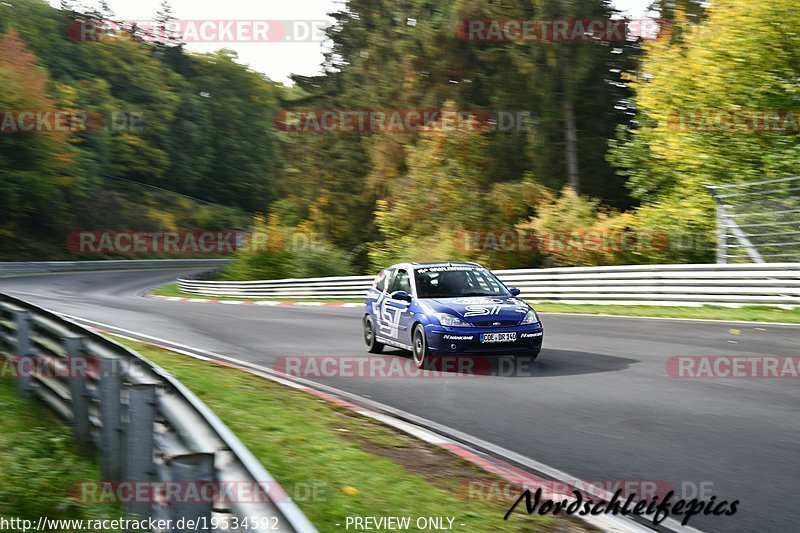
[368,268,391,316]
[373,268,398,342]
[382,268,415,346]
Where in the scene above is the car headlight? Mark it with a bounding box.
[435,313,472,327]
[521,309,540,325]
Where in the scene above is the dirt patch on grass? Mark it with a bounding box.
[330,409,597,532]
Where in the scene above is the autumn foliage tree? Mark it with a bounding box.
[609,0,800,263]
[0,30,73,248]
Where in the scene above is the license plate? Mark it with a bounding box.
[481,332,517,343]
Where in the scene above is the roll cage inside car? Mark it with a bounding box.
[374,264,415,298]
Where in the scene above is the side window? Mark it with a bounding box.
[380,268,396,293]
[390,269,411,294]
[374,270,387,292]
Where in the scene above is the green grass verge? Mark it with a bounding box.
[534,303,800,323]
[0,375,120,523]
[150,282,364,303]
[109,335,590,532]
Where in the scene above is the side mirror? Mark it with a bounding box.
[508,287,521,297]
[391,291,412,302]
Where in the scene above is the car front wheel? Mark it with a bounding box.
[364,315,384,354]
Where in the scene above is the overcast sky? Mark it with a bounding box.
[52,0,655,84]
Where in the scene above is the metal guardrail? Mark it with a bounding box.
[0,259,230,276]
[0,293,317,533]
[178,263,800,307]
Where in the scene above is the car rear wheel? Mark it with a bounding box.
[412,324,430,369]
[364,315,384,354]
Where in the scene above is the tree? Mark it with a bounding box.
[609,0,800,262]
[368,106,491,267]
[0,30,73,251]
[154,0,181,50]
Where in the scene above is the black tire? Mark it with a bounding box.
[412,324,430,369]
[364,315,384,354]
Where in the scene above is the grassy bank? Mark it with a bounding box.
[110,335,590,532]
[0,376,119,523]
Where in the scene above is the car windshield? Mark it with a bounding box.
[414,266,510,299]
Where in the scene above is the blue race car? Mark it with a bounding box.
[363,262,544,368]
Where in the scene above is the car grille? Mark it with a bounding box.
[472,320,520,327]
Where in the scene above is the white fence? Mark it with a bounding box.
[0,259,229,276]
[178,263,800,307]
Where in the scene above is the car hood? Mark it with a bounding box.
[421,296,531,325]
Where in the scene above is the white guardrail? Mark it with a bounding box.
[178,263,800,307]
[0,259,229,275]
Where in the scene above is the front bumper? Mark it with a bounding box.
[425,323,544,355]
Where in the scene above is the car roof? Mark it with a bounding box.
[384,261,483,271]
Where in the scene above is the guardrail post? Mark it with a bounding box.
[706,184,765,264]
[124,383,157,520]
[14,311,33,396]
[64,337,92,452]
[98,356,123,481]
[167,453,215,532]
[715,203,728,265]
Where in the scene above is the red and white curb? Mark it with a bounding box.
[147,293,362,308]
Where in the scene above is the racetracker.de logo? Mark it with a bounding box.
[667,356,800,378]
[457,18,666,42]
[68,19,330,43]
[66,231,289,255]
[1,354,151,381]
[460,479,675,502]
[274,355,481,379]
[458,229,669,254]
[2,355,98,380]
[667,109,800,133]
[0,110,142,134]
[273,109,531,134]
[73,481,327,504]
[272,355,543,379]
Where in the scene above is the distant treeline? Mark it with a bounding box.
[2,0,798,276]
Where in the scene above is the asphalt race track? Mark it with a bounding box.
[1,269,798,533]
